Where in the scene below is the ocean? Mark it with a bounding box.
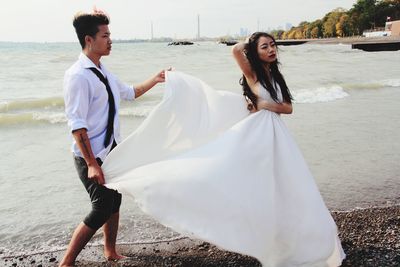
[0,41,399,257]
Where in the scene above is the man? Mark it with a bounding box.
[60,10,167,267]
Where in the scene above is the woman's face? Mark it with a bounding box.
[256,36,277,64]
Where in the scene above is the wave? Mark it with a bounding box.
[345,78,400,90]
[0,109,152,126]
[0,112,67,125]
[119,106,153,117]
[0,88,350,126]
[1,78,398,126]
[0,97,64,113]
[292,86,349,103]
[291,78,400,104]
[383,79,400,87]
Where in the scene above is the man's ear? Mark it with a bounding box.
[85,35,93,47]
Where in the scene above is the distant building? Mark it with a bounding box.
[386,20,400,36]
[363,20,400,37]
[239,28,250,37]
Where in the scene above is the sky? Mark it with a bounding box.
[0,0,357,42]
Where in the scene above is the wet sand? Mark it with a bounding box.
[1,205,399,267]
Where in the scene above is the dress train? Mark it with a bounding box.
[102,71,345,267]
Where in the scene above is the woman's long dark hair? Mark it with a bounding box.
[240,32,293,109]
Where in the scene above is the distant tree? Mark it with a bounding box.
[322,10,342,37]
[282,31,289,40]
[267,0,400,40]
[311,27,320,38]
[375,0,400,27]
[287,30,296,39]
[309,19,323,38]
[269,29,285,39]
[349,0,377,32]
[294,29,303,39]
[336,14,351,36]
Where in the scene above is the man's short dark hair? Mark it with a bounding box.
[73,12,110,49]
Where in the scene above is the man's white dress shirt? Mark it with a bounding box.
[64,53,135,161]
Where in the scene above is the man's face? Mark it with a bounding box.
[88,25,112,56]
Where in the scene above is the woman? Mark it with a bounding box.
[232,32,293,114]
[102,32,345,266]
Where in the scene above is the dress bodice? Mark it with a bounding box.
[257,79,283,103]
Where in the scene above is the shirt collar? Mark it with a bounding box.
[78,53,108,76]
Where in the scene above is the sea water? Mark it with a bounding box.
[0,41,399,257]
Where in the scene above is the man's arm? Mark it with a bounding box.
[133,69,170,98]
[72,128,105,185]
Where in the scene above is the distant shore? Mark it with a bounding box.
[301,36,400,44]
[112,36,400,44]
[1,205,399,267]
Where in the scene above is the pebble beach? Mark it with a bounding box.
[1,205,398,267]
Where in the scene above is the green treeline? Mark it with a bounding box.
[270,0,400,39]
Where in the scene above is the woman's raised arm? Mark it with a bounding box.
[231,42,256,83]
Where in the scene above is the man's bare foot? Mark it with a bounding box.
[105,252,127,262]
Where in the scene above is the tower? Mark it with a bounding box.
[197,14,200,39]
[151,21,154,40]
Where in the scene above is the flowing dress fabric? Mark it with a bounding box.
[102,71,345,267]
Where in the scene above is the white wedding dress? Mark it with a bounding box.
[102,71,345,267]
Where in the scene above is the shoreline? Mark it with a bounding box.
[2,205,399,267]
[276,36,400,45]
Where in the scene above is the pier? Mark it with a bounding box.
[276,40,308,46]
[351,40,400,51]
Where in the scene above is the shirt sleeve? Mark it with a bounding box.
[63,73,90,132]
[115,77,135,101]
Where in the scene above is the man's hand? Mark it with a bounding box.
[134,67,173,98]
[88,162,105,185]
[154,67,173,83]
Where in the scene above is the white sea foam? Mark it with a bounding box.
[382,79,400,87]
[292,86,349,104]
[32,112,67,124]
[119,106,153,117]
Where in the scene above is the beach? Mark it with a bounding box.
[1,205,399,266]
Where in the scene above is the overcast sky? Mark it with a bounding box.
[0,0,356,42]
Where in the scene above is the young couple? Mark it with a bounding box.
[60,10,345,267]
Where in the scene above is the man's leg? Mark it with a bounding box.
[103,212,125,260]
[59,222,96,266]
[60,156,113,266]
